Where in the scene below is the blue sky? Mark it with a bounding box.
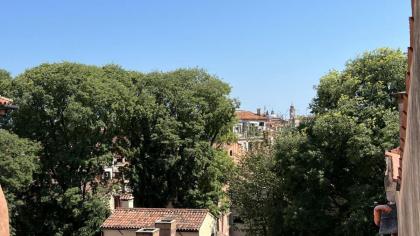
[0,1,410,115]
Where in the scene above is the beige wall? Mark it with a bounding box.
[176,232,197,236]
[103,229,198,236]
[198,214,217,236]
[103,229,137,236]
[121,199,133,208]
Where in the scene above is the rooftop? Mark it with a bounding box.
[0,96,13,105]
[118,193,134,200]
[235,110,267,121]
[101,208,210,231]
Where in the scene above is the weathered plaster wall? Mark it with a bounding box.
[0,186,9,236]
[198,214,217,236]
[103,229,137,236]
[121,199,133,208]
[398,0,420,234]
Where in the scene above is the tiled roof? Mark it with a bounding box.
[101,208,209,231]
[0,96,12,105]
[118,193,134,200]
[235,110,267,121]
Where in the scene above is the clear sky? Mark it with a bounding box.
[0,1,411,115]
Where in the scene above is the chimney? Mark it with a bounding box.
[256,108,261,116]
[136,228,160,236]
[120,194,134,208]
[155,219,176,236]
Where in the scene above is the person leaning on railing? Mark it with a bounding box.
[374,203,397,236]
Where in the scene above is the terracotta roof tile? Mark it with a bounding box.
[118,193,134,200]
[235,110,267,121]
[101,208,209,231]
[0,96,12,105]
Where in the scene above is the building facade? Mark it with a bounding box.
[395,0,420,234]
[379,1,420,234]
[225,107,294,162]
[0,96,16,236]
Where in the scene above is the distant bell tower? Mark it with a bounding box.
[289,104,296,127]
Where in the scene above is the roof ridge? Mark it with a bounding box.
[101,207,210,232]
[115,207,209,211]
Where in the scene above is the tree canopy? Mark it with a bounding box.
[278,48,405,235]
[5,63,138,235]
[1,63,236,234]
[123,69,236,213]
[0,69,13,97]
[229,48,406,235]
[0,129,40,235]
[229,148,280,236]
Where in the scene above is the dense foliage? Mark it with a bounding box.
[1,63,235,235]
[5,63,132,235]
[229,148,280,235]
[1,47,404,235]
[123,69,236,213]
[229,48,406,235]
[0,69,12,97]
[0,130,40,235]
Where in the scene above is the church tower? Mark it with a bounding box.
[289,104,296,127]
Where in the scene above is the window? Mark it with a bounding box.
[230,214,245,224]
[229,150,233,156]
[103,171,111,180]
[114,196,121,209]
[233,216,244,224]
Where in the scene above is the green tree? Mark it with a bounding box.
[123,69,236,214]
[0,69,14,127]
[0,69,13,97]
[8,63,135,235]
[274,48,405,235]
[229,147,280,236]
[0,129,40,235]
[3,64,236,234]
[311,48,406,114]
